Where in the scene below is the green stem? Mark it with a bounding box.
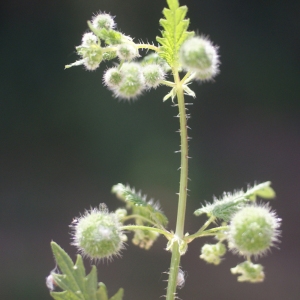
[166,69,189,300]
[121,225,172,239]
[161,80,176,88]
[136,43,160,52]
[185,216,216,242]
[121,214,158,228]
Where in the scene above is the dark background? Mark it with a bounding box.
[1,0,300,299]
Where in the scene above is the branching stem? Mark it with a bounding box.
[121,215,158,228]
[121,225,172,239]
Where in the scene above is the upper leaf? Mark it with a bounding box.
[156,0,194,68]
[49,242,124,300]
[112,183,168,227]
[194,182,276,222]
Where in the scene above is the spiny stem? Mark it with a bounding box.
[136,43,160,52]
[166,68,189,300]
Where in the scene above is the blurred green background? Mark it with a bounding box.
[1,0,300,299]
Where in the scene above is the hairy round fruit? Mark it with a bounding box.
[72,206,124,260]
[116,62,145,99]
[179,36,219,80]
[228,205,280,257]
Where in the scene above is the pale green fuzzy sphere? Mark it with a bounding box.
[77,44,103,71]
[103,67,123,88]
[228,205,280,257]
[92,13,115,30]
[179,36,219,80]
[116,43,139,61]
[142,64,165,88]
[117,62,145,99]
[72,206,124,260]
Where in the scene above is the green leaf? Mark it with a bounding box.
[156,0,194,67]
[112,183,168,227]
[49,242,123,300]
[194,182,276,222]
[96,283,108,300]
[194,191,248,222]
[50,291,79,300]
[109,288,124,300]
[245,181,276,200]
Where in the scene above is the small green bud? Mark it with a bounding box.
[92,13,115,30]
[103,67,123,89]
[141,53,171,73]
[200,243,226,265]
[115,62,146,100]
[71,205,124,261]
[179,36,219,80]
[115,208,127,220]
[77,44,103,71]
[102,51,117,61]
[132,229,159,250]
[116,43,139,61]
[142,64,165,88]
[228,205,281,257]
[81,32,98,46]
[231,261,265,283]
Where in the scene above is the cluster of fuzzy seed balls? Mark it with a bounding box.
[67,12,222,100]
[103,62,165,100]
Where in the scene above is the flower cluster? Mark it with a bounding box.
[65,12,138,70]
[200,243,226,265]
[65,12,166,100]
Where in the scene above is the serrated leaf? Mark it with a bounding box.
[156,0,194,67]
[194,182,276,221]
[166,0,179,10]
[86,267,98,300]
[109,288,124,300]
[49,242,123,300]
[112,183,168,227]
[50,290,79,300]
[96,283,108,300]
[194,191,247,222]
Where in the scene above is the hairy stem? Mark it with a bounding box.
[121,225,172,239]
[121,215,159,227]
[166,69,189,300]
[136,44,160,52]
